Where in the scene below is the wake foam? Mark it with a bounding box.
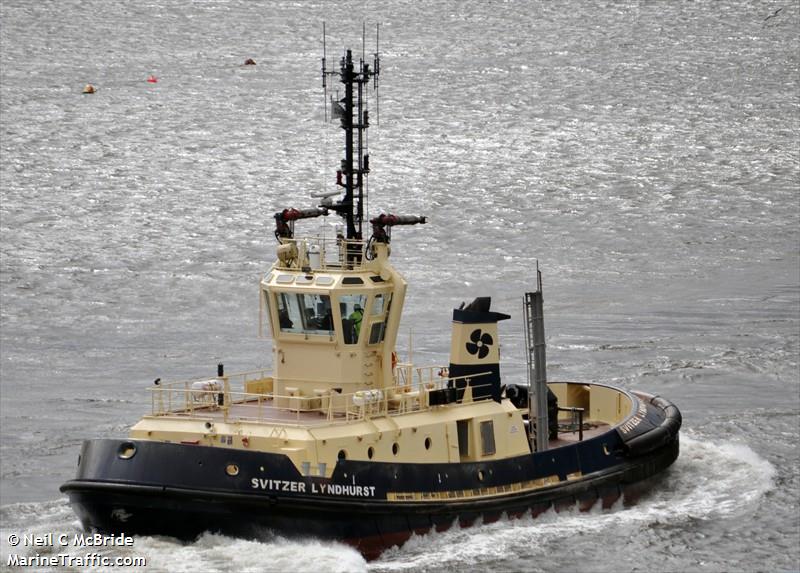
[370,433,776,571]
[135,533,367,573]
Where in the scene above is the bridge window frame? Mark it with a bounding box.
[274,292,334,337]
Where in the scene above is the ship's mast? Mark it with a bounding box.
[323,44,379,242]
[276,27,424,249]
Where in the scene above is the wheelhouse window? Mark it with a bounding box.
[260,289,272,337]
[371,293,386,315]
[276,292,333,335]
[368,322,385,345]
[339,294,366,344]
[368,292,393,345]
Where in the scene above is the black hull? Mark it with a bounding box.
[62,431,679,559]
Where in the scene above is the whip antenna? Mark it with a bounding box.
[322,22,328,122]
[374,23,380,124]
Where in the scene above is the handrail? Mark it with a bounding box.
[393,363,449,391]
[558,406,585,441]
[146,368,494,426]
[272,236,370,272]
[151,368,272,391]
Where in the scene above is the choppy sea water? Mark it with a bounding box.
[1,1,798,572]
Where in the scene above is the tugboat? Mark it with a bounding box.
[61,44,681,559]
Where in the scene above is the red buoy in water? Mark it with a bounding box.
[147,75,158,83]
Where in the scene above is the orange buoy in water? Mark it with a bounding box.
[244,58,256,65]
[82,84,96,94]
[147,75,158,83]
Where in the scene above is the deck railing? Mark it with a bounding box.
[147,367,494,427]
[393,362,449,391]
[272,236,369,272]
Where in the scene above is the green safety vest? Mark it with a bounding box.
[350,309,363,336]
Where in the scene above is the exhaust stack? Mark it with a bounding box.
[524,269,549,452]
[448,297,510,402]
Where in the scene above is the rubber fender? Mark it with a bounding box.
[623,395,682,457]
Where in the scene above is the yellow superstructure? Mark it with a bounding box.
[127,232,641,478]
[260,239,404,406]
